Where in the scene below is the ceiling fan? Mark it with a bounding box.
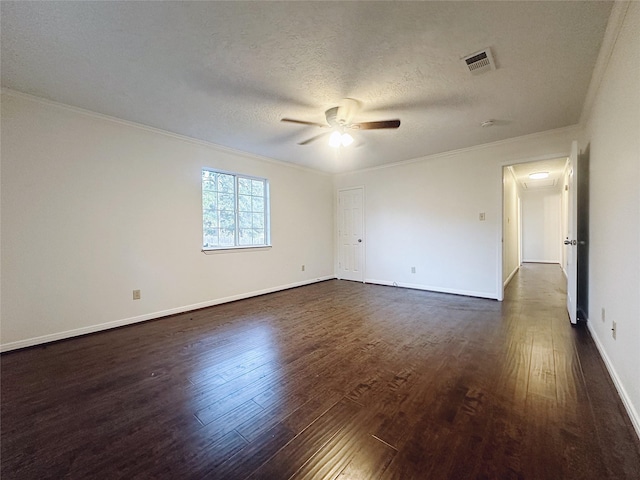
[281,98,400,146]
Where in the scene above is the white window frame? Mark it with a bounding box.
[202,168,271,251]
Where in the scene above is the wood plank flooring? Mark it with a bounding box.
[2,264,639,479]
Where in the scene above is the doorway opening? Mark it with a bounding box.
[502,157,569,298]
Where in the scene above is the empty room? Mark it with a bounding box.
[1,2,639,479]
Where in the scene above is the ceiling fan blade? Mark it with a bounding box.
[298,132,330,145]
[281,118,328,128]
[351,119,401,130]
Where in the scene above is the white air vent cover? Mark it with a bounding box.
[463,48,496,75]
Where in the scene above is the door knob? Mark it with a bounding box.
[563,239,571,245]
[358,239,362,243]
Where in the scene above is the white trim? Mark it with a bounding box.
[503,266,519,288]
[336,186,366,283]
[0,88,330,177]
[335,125,580,176]
[579,2,631,126]
[202,245,272,254]
[522,260,561,264]
[498,154,570,303]
[0,276,335,353]
[497,165,505,301]
[587,322,640,440]
[364,278,497,300]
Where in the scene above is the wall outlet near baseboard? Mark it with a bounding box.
[601,307,605,322]
[411,266,416,274]
[301,265,305,272]
[133,289,141,300]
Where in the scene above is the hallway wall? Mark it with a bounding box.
[580,1,640,436]
[521,189,561,263]
[502,166,520,285]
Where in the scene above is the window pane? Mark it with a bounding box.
[252,196,264,212]
[204,234,218,247]
[252,212,264,229]
[203,209,218,228]
[202,191,217,210]
[238,229,253,245]
[202,169,269,249]
[238,194,251,212]
[238,177,252,195]
[238,211,252,229]
[252,179,264,197]
[219,229,235,246]
[218,193,235,211]
[219,210,235,230]
[218,173,235,193]
[202,171,217,190]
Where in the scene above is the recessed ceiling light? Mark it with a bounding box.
[529,172,549,180]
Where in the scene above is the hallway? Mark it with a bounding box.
[501,263,640,478]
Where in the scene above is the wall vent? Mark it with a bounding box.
[463,48,496,75]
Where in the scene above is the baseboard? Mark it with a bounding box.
[587,322,640,440]
[522,260,560,264]
[364,278,497,300]
[503,266,519,288]
[0,276,336,353]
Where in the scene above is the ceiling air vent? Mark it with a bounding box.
[463,48,496,75]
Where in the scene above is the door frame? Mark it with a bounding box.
[564,141,579,323]
[498,151,572,301]
[336,186,366,282]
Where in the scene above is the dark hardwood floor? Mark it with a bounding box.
[2,264,639,479]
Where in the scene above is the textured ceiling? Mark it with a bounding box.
[1,1,612,173]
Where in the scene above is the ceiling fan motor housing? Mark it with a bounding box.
[326,98,360,127]
[325,106,340,127]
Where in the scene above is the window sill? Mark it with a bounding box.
[202,245,272,254]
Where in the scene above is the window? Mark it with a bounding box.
[202,169,270,250]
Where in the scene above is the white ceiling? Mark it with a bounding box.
[1,1,613,173]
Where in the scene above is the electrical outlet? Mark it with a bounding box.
[601,307,605,322]
[479,212,486,221]
[611,320,616,340]
[133,289,141,300]
[411,266,416,274]
[301,265,305,272]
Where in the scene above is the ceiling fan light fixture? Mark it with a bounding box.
[329,131,354,148]
[329,131,342,148]
[529,171,550,180]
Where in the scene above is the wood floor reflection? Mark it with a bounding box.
[2,264,639,479]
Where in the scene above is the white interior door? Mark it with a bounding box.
[337,187,364,282]
[565,140,578,324]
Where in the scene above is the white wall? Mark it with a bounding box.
[521,188,561,263]
[334,126,578,300]
[579,2,640,435]
[0,92,335,350]
[502,166,520,285]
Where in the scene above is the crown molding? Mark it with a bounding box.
[0,88,331,177]
[335,124,579,177]
[579,1,631,126]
